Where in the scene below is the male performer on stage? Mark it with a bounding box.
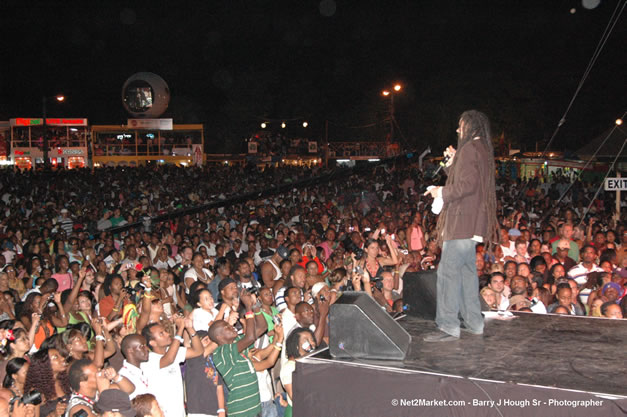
[423,110,499,342]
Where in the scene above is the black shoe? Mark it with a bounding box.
[423,331,459,342]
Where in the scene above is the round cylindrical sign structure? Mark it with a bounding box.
[122,72,170,118]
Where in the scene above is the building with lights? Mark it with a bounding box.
[8,117,89,169]
[91,122,204,167]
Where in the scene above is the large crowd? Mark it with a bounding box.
[0,160,624,417]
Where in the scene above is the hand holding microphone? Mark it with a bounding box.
[443,146,456,165]
[432,146,456,177]
[426,145,455,213]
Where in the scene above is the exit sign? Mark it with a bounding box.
[604,177,627,191]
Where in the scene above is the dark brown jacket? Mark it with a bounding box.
[441,138,491,242]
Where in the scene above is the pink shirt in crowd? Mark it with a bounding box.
[52,272,73,292]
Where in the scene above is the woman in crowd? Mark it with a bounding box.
[0,278,16,323]
[3,267,24,300]
[281,328,317,417]
[152,244,175,271]
[319,229,338,262]
[62,317,115,368]
[23,348,70,417]
[376,270,402,313]
[0,324,16,378]
[99,274,129,321]
[547,263,566,292]
[50,240,66,258]
[358,234,398,280]
[184,253,214,293]
[25,257,43,290]
[516,263,531,280]
[327,268,348,304]
[0,325,32,380]
[305,260,323,290]
[51,255,73,293]
[589,297,605,317]
[67,239,84,266]
[406,211,426,253]
[29,292,67,350]
[70,290,97,328]
[0,358,28,403]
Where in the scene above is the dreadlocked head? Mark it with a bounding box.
[434,110,499,252]
[458,110,492,149]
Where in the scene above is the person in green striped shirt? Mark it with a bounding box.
[209,290,268,417]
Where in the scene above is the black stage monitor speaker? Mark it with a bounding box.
[329,291,411,360]
[402,270,438,320]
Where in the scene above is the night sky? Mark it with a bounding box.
[1,0,625,153]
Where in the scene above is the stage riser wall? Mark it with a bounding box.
[294,360,627,417]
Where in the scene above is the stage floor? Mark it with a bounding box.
[313,312,627,397]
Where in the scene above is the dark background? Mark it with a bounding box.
[1,0,625,153]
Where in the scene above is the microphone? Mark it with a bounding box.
[431,153,453,177]
[431,155,449,177]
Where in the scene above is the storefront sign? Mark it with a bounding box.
[46,118,88,126]
[12,148,43,158]
[10,118,43,126]
[127,118,173,130]
[57,147,86,156]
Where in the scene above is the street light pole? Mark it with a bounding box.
[42,94,64,168]
[382,84,401,155]
[389,93,395,145]
[42,96,48,168]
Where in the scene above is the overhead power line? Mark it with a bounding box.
[540,0,626,158]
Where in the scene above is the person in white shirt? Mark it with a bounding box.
[487,273,510,310]
[147,234,162,262]
[281,328,317,416]
[121,245,139,267]
[567,245,603,286]
[511,237,530,264]
[140,316,204,417]
[280,287,303,337]
[152,245,176,270]
[119,334,151,400]
[275,265,306,312]
[67,239,84,265]
[190,288,222,332]
[499,228,518,259]
[184,253,214,293]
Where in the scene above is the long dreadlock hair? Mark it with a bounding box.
[434,110,499,253]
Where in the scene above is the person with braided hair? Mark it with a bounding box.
[23,348,71,416]
[423,110,499,342]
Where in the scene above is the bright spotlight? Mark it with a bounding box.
[302,122,308,128]
[261,122,267,128]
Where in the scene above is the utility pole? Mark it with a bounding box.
[42,97,48,168]
[325,120,329,169]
